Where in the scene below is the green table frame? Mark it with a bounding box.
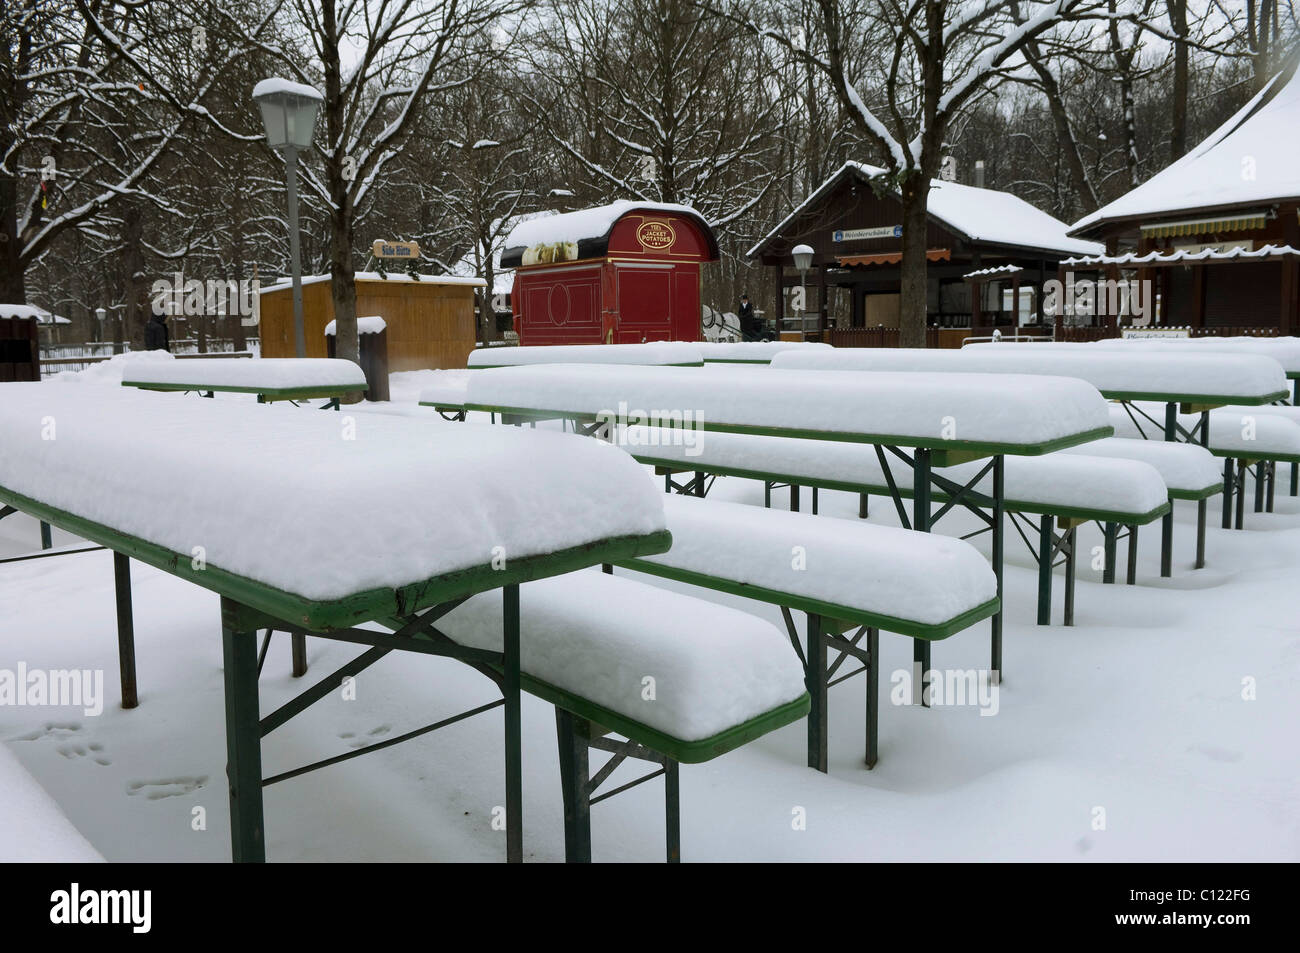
[121,380,366,410]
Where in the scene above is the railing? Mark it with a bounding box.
[1056,325,1283,342]
[40,350,255,375]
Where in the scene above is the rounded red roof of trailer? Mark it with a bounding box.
[500,201,719,268]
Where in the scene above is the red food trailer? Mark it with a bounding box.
[500,201,719,345]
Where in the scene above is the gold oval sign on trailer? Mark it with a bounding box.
[637,220,676,251]
[372,240,421,259]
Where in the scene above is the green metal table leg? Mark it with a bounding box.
[1063,527,1077,627]
[291,633,307,677]
[1236,460,1247,529]
[1036,515,1053,626]
[991,455,1005,681]
[1195,500,1207,569]
[39,521,52,549]
[812,486,819,515]
[503,583,522,863]
[220,598,265,863]
[1253,461,1265,513]
[1266,462,1276,512]
[764,481,771,508]
[859,493,868,519]
[865,627,879,769]
[805,613,827,772]
[113,553,138,709]
[694,471,705,498]
[1160,403,1176,577]
[1103,522,1117,584]
[665,760,680,863]
[913,449,933,700]
[1221,458,1234,529]
[1126,524,1139,585]
[790,484,799,512]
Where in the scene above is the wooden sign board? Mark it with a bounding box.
[372,240,421,259]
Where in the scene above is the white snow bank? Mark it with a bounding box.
[324,316,386,336]
[968,338,1300,377]
[775,346,1288,402]
[696,341,833,362]
[417,369,472,406]
[51,349,176,385]
[120,357,367,390]
[0,384,667,602]
[439,569,805,742]
[639,495,996,625]
[462,364,1112,448]
[0,746,103,862]
[1057,437,1222,493]
[467,342,704,368]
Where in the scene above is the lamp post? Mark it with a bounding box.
[95,307,106,346]
[792,244,813,340]
[253,78,322,359]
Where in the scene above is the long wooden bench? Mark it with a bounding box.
[613,494,1000,771]
[436,569,809,861]
[620,426,1167,627]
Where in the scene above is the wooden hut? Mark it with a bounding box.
[257,272,485,371]
[1067,56,1300,335]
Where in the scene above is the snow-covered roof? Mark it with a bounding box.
[1061,244,1300,267]
[0,303,71,324]
[1070,62,1300,236]
[500,200,719,266]
[750,162,1102,259]
[324,316,387,336]
[259,272,486,293]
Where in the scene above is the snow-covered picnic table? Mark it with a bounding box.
[0,382,671,863]
[467,342,704,368]
[773,345,1289,406]
[120,357,368,408]
[438,363,1115,679]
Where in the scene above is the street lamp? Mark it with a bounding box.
[94,307,106,346]
[253,77,322,359]
[792,244,814,339]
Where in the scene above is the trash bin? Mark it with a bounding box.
[325,315,390,401]
[0,317,40,382]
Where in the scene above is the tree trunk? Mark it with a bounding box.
[122,204,146,350]
[329,204,359,368]
[898,173,930,348]
[1167,0,1189,159]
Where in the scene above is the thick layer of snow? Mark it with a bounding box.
[0,745,103,862]
[1071,66,1300,233]
[467,343,703,368]
[252,77,322,101]
[120,357,367,390]
[439,569,805,742]
[503,200,705,250]
[418,369,472,406]
[51,350,177,385]
[638,495,996,625]
[1108,403,1300,458]
[1058,437,1222,494]
[1037,337,1300,376]
[0,384,666,602]
[751,161,1102,258]
[696,341,833,362]
[775,346,1288,402]
[0,303,71,324]
[324,316,386,336]
[462,364,1112,448]
[626,426,1166,515]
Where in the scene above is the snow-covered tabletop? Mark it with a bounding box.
[440,568,806,743]
[1109,402,1300,461]
[990,338,1300,377]
[695,341,833,363]
[455,364,1113,454]
[0,384,668,613]
[467,342,704,368]
[774,346,1289,404]
[120,357,368,396]
[630,495,998,630]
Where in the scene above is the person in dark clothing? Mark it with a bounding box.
[738,293,761,341]
[144,313,170,352]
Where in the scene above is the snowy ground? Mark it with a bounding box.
[2,367,1298,861]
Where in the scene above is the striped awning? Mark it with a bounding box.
[838,248,951,267]
[1140,212,1267,239]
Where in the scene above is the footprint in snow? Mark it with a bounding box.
[10,721,82,743]
[126,776,208,800]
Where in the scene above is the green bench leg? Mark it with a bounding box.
[694,472,705,498]
[291,633,308,677]
[859,493,868,519]
[504,583,523,864]
[764,481,771,508]
[1102,523,1117,584]
[1253,462,1265,513]
[1266,462,1276,512]
[912,449,933,701]
[1159,513,1173,578]
[806,613,827,772]
[790,484,800,512]
[39,521,52,549]
[991,456,1004,680]
[865,627,879,769]
[220,599,265,863]
[1235,461,1247,529]
[1036,515,1053,626]
[1063,527,1077,627]
[1195,500,1207,569]
[1126,524,1139,585]
[1291,462,1297,497]
[1222,459,1234,529]
[664,473,671,492]
[555,708,592,863]
[665,760,680,863]
[113,553,139,709]
[812,487,819,515]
